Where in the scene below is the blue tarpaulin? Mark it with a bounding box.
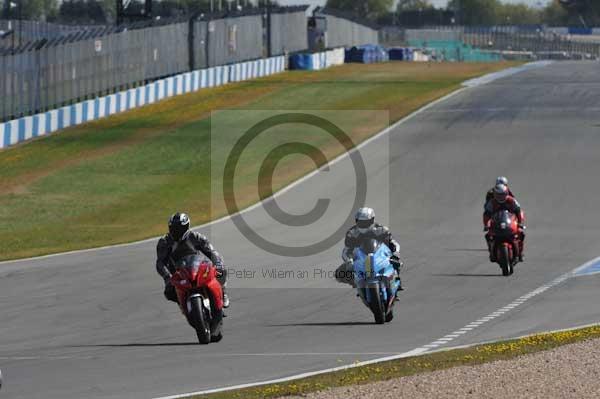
[388,47,413,61]
[345,45,389,64]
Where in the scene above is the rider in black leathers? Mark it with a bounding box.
[155,212,229,308]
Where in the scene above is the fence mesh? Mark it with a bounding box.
[0,8,313,122]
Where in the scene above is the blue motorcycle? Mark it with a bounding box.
[353,239,402,324]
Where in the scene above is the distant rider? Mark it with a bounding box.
[485,176,515,205]
[335,207,403,290]
[155,212,229,308]
[483,184,526,262]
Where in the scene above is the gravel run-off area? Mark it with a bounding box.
[282,338,600,399]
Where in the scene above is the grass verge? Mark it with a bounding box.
[0,62,519,260]
[192,324,600,399]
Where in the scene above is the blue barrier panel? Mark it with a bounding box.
[18,118,25,142]
[82,101,89,123]
[57,108,64,130]
[4,122,11,148]
[70,105,77,126]
[289,53,314,70]
[32,115,39,138]
[94,99,100,119]
[45,111,52,134]
[568,27,592,35]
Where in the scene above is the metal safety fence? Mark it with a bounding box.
[0,20,91,41]
[461,26,600,60]
[382,26,600,62]
[0,55,287,149]
[0,6,309,122]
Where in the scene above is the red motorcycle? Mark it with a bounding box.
[171,254,224,344]
[487,210,522,276]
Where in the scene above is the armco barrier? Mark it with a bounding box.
[0,57,285,149]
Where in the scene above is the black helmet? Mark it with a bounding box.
[168,212,190,241]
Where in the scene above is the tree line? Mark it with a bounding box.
[1,0,276,25]
[326,0,600,27]
[1,0,599,27]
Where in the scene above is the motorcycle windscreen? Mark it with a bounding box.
[493,210,513,225]
[372,244,392,274]
[360,238,380,255]
[175,254,205,277]
[353,242,392,279]
[493,210,517,238]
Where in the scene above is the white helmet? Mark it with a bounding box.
[496,176,508,186]
[355,207,375,233]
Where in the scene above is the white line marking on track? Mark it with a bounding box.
[413,256,600,354]
[152,319,600,399]
[152,347,432,399]
[147,259,582,399]
[152,256,597,399]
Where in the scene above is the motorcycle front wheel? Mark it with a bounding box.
[385,309,394,322]
[499,246,513,276]
[190,296,211,344]
[367,286,385,324]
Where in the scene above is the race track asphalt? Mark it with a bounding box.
[1,61,600,399]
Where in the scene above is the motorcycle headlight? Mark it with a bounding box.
[203,298,211,309]
[500,222,507,229]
